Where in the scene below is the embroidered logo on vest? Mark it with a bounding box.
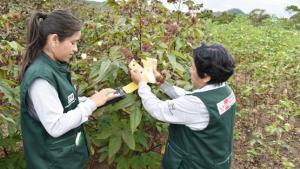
[68,93,74,104]
[217,92,236,115]
[66,93,75,108]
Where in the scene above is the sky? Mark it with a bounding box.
[89,0,300,18]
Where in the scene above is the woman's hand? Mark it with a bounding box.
[89,88,117,107]
[152,59,169,85]
[130,69,144,85]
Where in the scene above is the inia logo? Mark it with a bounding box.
[68,93,75,105]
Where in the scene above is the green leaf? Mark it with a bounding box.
[116,16,126,27]
[113,59,128,73]
[0,113,15,124]
[0,79,15,96]
[175,62,186,72]
[95,128,113,139]
[97,60,112,81]
[130,155,147,169]
[167,52,185,76]
[175,38,183,50]
[77,83,88,96]
[172,50,188,61]
[108,135,122,160]
[0,80,19,106]
[135,131,148,148]
[194,28,202,40]
[91,58,112,83]
[109,45,122,57]
[143,152,161,168]
[8,41,24,52]
[99,153,107,163]
[107,0,119,7]
[116,157,130,169]
[8,122,16,135]
[167,53,176,70]
[159,42,168,49]
[121,130,135,150]
[130,106,142,133]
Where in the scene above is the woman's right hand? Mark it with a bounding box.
[89,88,117,107]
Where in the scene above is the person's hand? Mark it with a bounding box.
[130,69,144,85]
[151,59,169,85]
[89,88,117,107]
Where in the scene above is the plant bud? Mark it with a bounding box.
[97,41,103,46]
[166,23,177,34]
[141,18,149,26]
[142,44,152,52]
[192,17,197,25]
[119,47,134,62]
[81,53,87,59]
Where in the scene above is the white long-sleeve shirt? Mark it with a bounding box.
[27,78,97,138]
[138,82,225,130]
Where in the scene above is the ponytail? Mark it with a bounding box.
[19,12,47,82]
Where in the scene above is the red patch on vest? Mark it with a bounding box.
[217,93,236,115]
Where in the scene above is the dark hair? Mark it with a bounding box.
[193,44,235,84]
[19,10,82,81]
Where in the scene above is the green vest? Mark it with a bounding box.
[20,53,89,169]
[162,85,236,169]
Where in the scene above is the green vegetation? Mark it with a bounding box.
[0,0,299,168]
[205,16,300,168]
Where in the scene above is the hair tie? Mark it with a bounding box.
[38,13,47,22]
[40,13,48,20]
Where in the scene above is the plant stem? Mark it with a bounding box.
[4,148,8,157]
[177,0,182,24]
[138,0,142,56]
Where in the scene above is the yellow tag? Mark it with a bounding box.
[141,58,156,83]
[129,58,156,84]
[124,58,157,94]
[129,59,143,72]
[122,82,138,93]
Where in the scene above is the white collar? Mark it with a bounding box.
[192,82,226,93]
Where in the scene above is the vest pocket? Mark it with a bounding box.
[48,132,87,169]
[49,132,86,152]
[214,154,231,169]
[163,142,190,169]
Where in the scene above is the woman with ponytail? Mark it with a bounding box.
[19,10,116,169]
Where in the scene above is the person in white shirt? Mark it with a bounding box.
[130,44,236,169]
[19,10,117,169]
